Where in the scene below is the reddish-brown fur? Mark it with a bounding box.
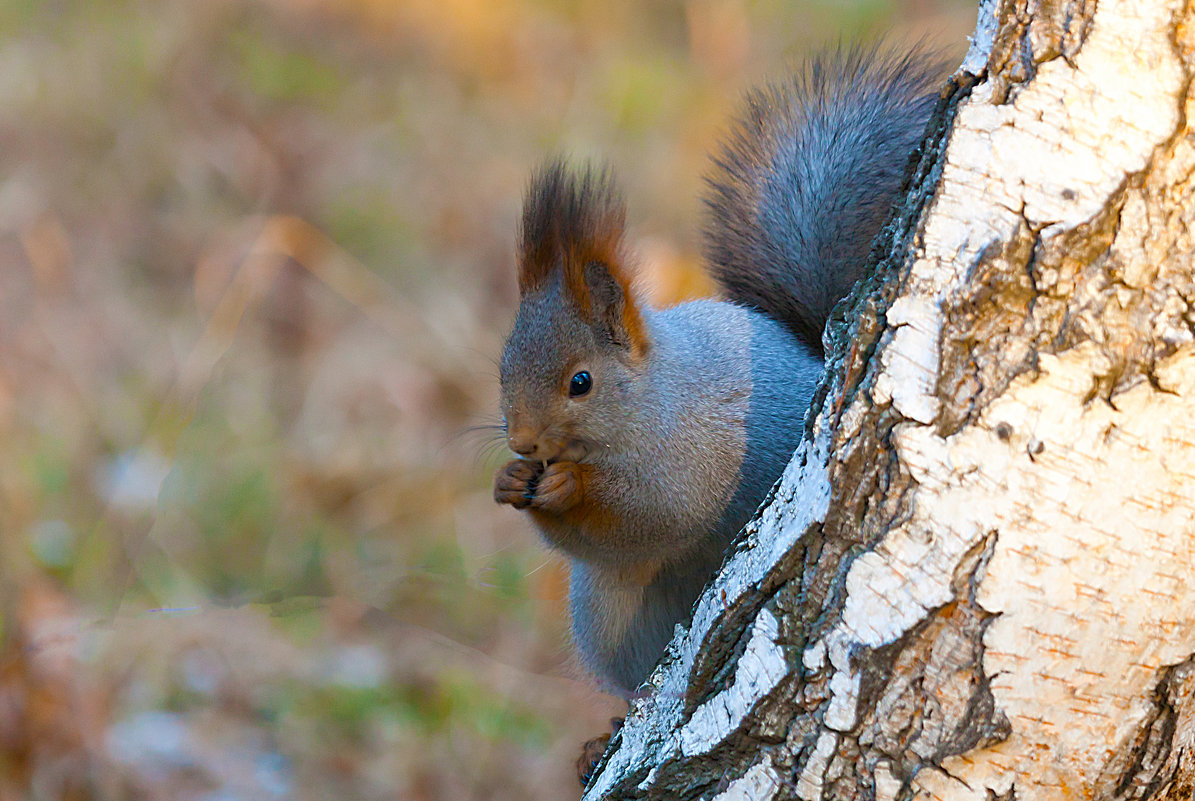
[529,461,585,514]
[528,462,624,540]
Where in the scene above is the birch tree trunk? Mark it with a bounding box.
[582,0,1195,796]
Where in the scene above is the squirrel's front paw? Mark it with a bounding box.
[576,717,622,787]
[493,459,544,509]
[531,461,583,514]
[575,732,610,787]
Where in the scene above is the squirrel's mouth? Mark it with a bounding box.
[545,439,590,465]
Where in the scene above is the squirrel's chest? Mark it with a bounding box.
[620,385,751,526]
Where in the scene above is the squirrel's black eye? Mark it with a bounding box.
[569,371,592,398]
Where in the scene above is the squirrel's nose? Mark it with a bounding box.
[508,429,538,457]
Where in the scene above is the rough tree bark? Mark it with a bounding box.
[582,0,1195,797]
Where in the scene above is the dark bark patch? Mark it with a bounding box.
[932,171,1180,436]
[682,582,771,716]
[682,539,817,716]
[987,0,1093,103]
[852,533,1009,787]
[818,72,976,436]
[1095,654,1195,801]
[936,220,1041,437]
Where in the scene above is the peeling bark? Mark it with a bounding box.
[581,0,1195,797]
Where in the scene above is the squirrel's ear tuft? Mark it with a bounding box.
[517,161,623,291]
[518,159,647,359]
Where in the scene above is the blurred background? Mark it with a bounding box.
[0,1,973,799]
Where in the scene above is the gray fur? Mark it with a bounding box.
[566,301,818,689]
[499,47,945,692]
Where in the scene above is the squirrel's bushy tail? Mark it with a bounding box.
[704,44,946,354]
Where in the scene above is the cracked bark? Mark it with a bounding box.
[581,0,1195,797]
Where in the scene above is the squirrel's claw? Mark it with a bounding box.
[575,732,611,788]
[576,716,622,787]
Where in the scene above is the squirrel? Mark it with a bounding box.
[493,46,944,694]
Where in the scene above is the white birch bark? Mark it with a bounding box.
[582,0,1195,796]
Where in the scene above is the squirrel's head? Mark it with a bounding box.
[499,160,650,463]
